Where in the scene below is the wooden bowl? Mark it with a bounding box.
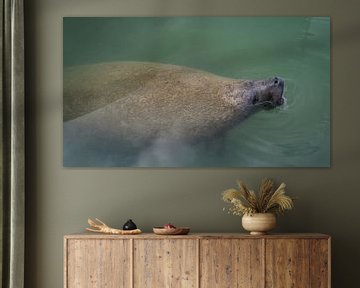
[153,227,190,235]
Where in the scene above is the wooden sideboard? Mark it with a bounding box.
[64,233,330,288]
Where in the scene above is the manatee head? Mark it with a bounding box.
[249,77,285,109]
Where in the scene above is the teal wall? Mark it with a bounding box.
[25,0,360,287]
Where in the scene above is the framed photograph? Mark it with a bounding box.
[63,17,330,167]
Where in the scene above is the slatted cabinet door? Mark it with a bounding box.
[65,239,131,288]
[266,239,310,287]
[265,239,330,288]
[133,239,198,288]
[200,239,264,288]
[309,239,330,288]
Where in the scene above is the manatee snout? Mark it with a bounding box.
[271,76,285,106]
[252,76,285,108]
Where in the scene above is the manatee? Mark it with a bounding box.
[64,62,284,143]
[64,61,285,152]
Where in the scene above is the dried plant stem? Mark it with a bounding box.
[86,218,142,235]
[222,179,294,216]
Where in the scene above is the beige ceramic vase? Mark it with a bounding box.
[242,213,276,235]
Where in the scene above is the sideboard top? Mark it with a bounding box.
[64,232,330,240]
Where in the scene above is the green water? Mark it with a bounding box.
[63,17,330,167]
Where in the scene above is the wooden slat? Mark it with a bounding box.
[196,239,200,288]
[65,233,330,240]
[64,238,68,288]
[310,239,330,288]
[265,239,310,288]
[328,238,331,288]
[133,239,197,288]
[66,239,131,288]
[200,239,264,288]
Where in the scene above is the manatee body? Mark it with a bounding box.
[64,62,285,148]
